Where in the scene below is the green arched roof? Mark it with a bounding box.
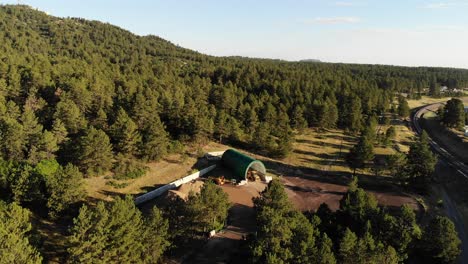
[221,149,266,181]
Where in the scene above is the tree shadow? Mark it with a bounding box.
[293,149,317,156]
[283,184,346,196]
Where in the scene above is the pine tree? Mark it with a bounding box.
[67,203,109,263]
[52,119,68,145]
[0,117,26,160]
[290,106,308,131]
[67,196,169,263]
[315,233,336,264]
[429,78,439,97]
[339,177,378,227]
[54,98,87,134]
[397,96,410,118]
[140,115,169,161]
[384,126,396,146]
[142,207,170,263]
[403,131,437,189]
[0,201,42,264]
[339,228,358,264]
[346,135,374,174]
[422,216,461,263]
[78,127,113,176]
[346,96,363,133]
[186,181,231,233]
[320,99,338,129]
[110,108,141,157]
[45,163,85,218]
[442,98,465,129]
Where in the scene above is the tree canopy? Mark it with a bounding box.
[442,98,466,129]
[1,5,468,175]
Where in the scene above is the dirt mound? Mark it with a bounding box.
[167,180,204,200]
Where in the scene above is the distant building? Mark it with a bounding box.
[440,86,449,93]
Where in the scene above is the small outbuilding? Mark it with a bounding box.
[221,149,267,183]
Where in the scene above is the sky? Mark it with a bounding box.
[2,0,468,68]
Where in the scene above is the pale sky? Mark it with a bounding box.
[2,0,468,68]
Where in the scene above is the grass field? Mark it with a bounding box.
[421,107,468,164]
[407,96,451,109]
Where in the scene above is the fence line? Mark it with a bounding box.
[134,165,217,205]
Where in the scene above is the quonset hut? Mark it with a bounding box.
[221,149,267,183]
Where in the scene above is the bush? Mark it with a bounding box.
[113,156,148,180]
[106,180,130,189]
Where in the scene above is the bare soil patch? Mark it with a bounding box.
[281,175,418,212]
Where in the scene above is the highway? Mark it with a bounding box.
[412,102,468,264]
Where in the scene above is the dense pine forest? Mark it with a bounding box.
[0,5,466,263]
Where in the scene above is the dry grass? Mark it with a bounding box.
[422,111,468,163]
[290,129,354,174]
[85,155,196,200]
[289,126,411,177]
[407,96,450,109]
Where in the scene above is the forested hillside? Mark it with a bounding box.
[0,5,466,263]
[2,5,468,168]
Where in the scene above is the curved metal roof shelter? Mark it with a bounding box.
[221,149,266,181]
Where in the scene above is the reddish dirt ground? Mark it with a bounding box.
[281,175,419,212]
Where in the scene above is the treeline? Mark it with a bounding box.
[2,5,468,171]
[249,179,461,263]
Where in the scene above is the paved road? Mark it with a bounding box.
[412,103,468,263]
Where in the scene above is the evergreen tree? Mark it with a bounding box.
[52,119,69,145]
[339,228,358,264]
[290,106,308,131]
[384,126,396,146]
[402,131,437,189]
[442,98,465,129]
[0,201,42,264]
[54,98,87,134]
[110,108,141,157]
[346,136,374,174]
[186,181,231,233]
[397,96,410,118]
[315,233,336,264]
[78,127,113,176]
[140,115,169,161]
[67,196,169,263]
[339,177,378,228]
[429,78,440,97]
[319,99,338,129]
[421,216,461,263]
[0,117,26,160]
[251,179,330,263]
[346,96,363,133]
[45,163,86,218]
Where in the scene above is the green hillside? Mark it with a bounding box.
[0,5,465,263]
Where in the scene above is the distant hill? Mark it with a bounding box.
[299,59,322,63]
